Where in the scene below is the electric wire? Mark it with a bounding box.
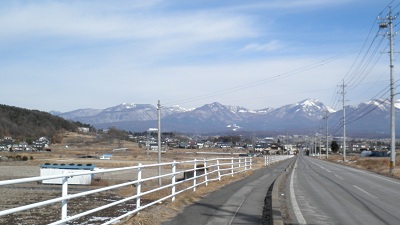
[329,3,400,135]
[163,50,354,107]
[330,81,400,135]
[347,36,386,91]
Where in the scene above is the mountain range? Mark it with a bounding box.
[52,99,400,137]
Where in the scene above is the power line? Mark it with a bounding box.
[163,50,354,107]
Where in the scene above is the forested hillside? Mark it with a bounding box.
[0,104,84,143]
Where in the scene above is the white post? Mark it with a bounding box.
[264,156,267,166]
[231,158,234,177]
[204,159,208,186]
[250,157,252,170]
[217,159,221,181]
[171,161,176,202]
[239,157,242,170]
[193,159,197,191]
[136,163,142,209]
[61,176,68,224]
[157,100,162,186]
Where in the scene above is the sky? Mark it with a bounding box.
[0,0,398,112]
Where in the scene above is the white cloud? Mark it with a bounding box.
[241,40,282,52]
[0,2,256,41]
[0,0,389,112]
[222,0,353,12]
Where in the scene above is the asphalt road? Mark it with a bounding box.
[288,155,400,225]
[162,158,294,225]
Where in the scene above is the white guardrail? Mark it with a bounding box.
[264,155,294,166]
[0,155,291,224]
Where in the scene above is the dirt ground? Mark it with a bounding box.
[0,132,262,225]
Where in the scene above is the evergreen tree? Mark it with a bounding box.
[331,141,339,153]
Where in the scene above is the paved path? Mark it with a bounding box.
[162,158,294,225]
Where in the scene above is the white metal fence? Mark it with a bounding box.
[0,155,293,224]
[264,155,294,166]
[0,157,253,225]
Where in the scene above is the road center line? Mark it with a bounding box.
[290,158,307,225]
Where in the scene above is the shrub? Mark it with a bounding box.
[22,156,28,161]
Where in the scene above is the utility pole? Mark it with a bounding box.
[379,7,397,174]
[319,134,321,158]
[341,80,347,162]
[157,100,162,186]
[318,126,322,158]
[325,110,329,159]
[314,134,316,156]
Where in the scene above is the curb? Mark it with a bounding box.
[271,157,297,225]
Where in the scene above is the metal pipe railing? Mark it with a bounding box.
[0,156,253,224]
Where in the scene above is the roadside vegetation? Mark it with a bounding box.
[324,154,400,179]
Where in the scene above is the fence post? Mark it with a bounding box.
[231,158,234,177]
[217,159,221,181]
[61,175,68,224]
[204,159,208,186]
[136,163,142,210]
[193,159,197,192]
[264,156,267,166]
[250,157,252,170]
[172,160,176,202]
[239,157,242,170]
[244,157,247,171]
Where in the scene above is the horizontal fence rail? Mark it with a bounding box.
[0,155,293,224]
[0,156,275,225]
[264,155,294,166]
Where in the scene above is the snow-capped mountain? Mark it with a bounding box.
[54,99,400,137]
[53,108,103,120]
[268,99,335,119]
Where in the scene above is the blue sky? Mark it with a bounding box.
[0,0,397,112]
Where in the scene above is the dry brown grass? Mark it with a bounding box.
[324,154,400,179]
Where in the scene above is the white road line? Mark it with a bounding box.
[343,166,400,185]
[290,159,307,225]
[334,174,344,180]
[227,192,247,225]
[353,185,378,199]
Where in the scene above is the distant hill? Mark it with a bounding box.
[0,104,82,142]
